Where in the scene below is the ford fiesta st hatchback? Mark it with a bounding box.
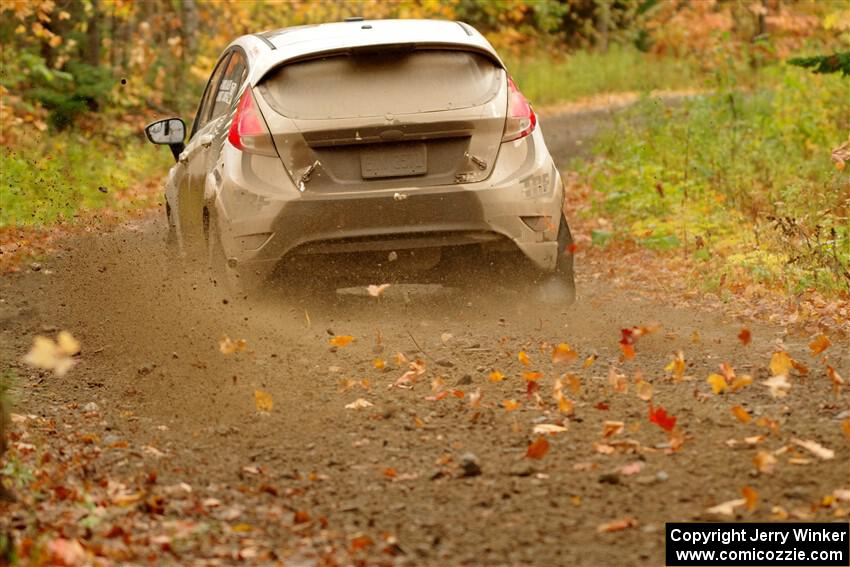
[145,18,575,301]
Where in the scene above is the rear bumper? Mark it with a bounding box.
[212,130,567,278]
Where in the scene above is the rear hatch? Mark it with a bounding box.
[254,47,507,192]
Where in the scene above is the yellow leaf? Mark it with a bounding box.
[565,373,581,394]
[769,351,793,376]
[56,330,80,355]
[707,373,727,394]
[551,343,578,364]
[582,353,597,369]
[489,370,505,382]
[329,335,355,347]
[665,351,685,381]
[730,375,753,392]
[254,390,273,412]
[372,358,385,369]
[517,351,531,366]
[731,405,751,423]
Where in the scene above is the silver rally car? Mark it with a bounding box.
[145,18,575,300]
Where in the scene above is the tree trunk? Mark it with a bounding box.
[86,0,101,66]
[595,0,610,53]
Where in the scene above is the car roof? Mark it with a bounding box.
[232,19,503,86]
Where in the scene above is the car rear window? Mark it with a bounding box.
[258,49,503,120]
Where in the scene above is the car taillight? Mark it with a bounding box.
[501,76,537,143]
[228,89,278,156]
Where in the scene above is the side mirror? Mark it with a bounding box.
[145,118,186,162]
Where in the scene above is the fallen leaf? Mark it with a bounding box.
[254,390,273,412]
[330,335,355,347]
[754,451,777,474]
[738,328,752,345]
[763,375,791,398]
[809,334,830,355]
[565,373,581,394]
[219,335,247,355]
[665,351,686,381]
[367,284,390,297]
[827,366,844,396]
[23,332,80,376]
[468,388,482,409]
[706,498,746,517]
[597,517,637,533]
[552,343,578,364]
[619,343,635,360]
[523,371,543,381]
[533,424,567,434]
[373,358,385,369]
[489,370,505,382]
[582,353,597,368]
[707,373,727,394]
[345,398,373,410]
[842,419,850,439]
[730,375,753,392]
[440,332,453,344]
[792,438,834,460]
[730,405,751,423]
[593,442,615,454]
[518,351,531,366]
[350,534,374,551]
[769,351,793,376]
[619,461,644,476]
[525,437,550,459]
[635,378,653,401]
[602,421,624,438]
[649,405,677,432]
[502,399,520,411]
[742,486,758,511]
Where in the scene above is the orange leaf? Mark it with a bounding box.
[565,373,581,394]
[329,335,355,347]
[809,334,830,355]
[742,486,758,511]
[373,358,385,369]
[602,421,624,438]
[350,535,374,551]
[517,351,531,366]
[293,510,310,524]
[738,327,752,345]
[730,375,753,392]
[582,354,597,369]
[502,399,520,412]
[523,371,543,382]
[841,419,850,439]
[552,343,578,364]
[619,343,635,360]
[254,390,273,412]
[731,405,751,423]
[525,437,550,460]
[383,467,397,478]
[597,517,638,533]
[489,370,505,382]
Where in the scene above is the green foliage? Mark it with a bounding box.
[0,131,170,228]
[28,61,116,130]
[504,47,702,105]
[789,51,850,77]
[583,65,850,293]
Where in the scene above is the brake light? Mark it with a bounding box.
[228,89,277,156]
[501,76,537,143]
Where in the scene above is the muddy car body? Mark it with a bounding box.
[145,18,574,296]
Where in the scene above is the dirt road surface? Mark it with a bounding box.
[2,110,848,566]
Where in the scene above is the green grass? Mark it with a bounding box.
[581,64,850,294]
[0,128,170,228]
[504,47,704,106]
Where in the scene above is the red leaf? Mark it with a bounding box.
[595,402,609,411]
[526,380,540,398]
[648,405,677,431]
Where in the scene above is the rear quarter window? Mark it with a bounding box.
[258,49,503,120]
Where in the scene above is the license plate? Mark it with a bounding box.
[360,143,427,179]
